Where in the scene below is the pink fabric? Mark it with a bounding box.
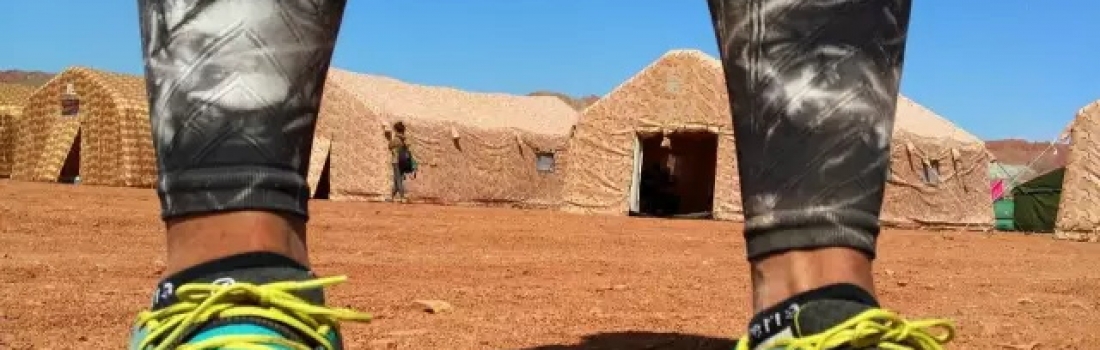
[991,179,1006,201]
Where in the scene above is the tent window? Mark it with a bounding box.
[922,159,941,185]
[61,83,79,117]
[61,96,79,117]
[535,152,555,173]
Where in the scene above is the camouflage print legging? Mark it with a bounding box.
[137,0,911,260]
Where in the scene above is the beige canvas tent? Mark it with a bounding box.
[884,96,991,228]
[305,69,579,206]
[561,49,991,227]
[0,83,35,177]
[11,67,155,187]
[1054,99,1100,242]
[560,50,742,220]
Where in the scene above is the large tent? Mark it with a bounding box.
[1055,100,1100,241]
[305,69,580,206]
[561,49,991,227]
[11,67,155,187]
[883,97,992,228]
[0,83,35,177]
[560,50,741,220]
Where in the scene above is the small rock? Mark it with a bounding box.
[413,299,453,314]
[895,281,908,287]
[1069,301,1090,310]
[884,269,896,277]
[1017,298,1034,305]
[78,335,88,342]
[152,260,166,276]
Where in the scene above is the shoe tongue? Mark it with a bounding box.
[793,299,874,336]
[187,316,307,343]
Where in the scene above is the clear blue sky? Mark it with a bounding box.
[2,1,1097,141]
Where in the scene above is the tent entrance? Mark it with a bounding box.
[59,130,81,184]
[629,131,718,219]
[314,151,332,199]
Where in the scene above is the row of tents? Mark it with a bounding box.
[0,49,1094,240]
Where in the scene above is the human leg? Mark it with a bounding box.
[392,162,406,201]
[706,0,954,348]
[129,1,369,349]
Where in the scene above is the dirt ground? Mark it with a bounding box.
[2,180,1099,349]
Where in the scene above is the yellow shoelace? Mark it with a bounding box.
[134,276,372,350]
[735,308,955,350]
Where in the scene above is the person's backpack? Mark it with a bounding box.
[397,145,416,174]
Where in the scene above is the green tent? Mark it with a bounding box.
[1011,167,1065,232]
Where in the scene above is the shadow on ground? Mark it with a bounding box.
[521,331,735,350]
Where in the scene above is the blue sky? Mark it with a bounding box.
[2,1,1097,141]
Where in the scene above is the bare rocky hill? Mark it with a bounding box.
[985,139,1069,175]
[0,69,54,87]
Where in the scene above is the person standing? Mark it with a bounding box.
[388,121,411,203]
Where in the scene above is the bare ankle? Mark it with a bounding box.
[163,211,310,276]
[750,247,875,311]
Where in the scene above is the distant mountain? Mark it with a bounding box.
[985,139,1069,175]
[0,70,54,87]
[527,91,599,111]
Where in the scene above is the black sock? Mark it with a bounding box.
[746,283,877,346]
[148,252,324,310]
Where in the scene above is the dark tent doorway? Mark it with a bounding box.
[59,130,81,184]
[313,152,331,199]
[630,131,719,219]
[1011,167,1064,233]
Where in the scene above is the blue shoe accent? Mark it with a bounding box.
[128,325,150,350]
[129,321,343,349]
[187,323,294,349]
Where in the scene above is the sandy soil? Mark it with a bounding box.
[1,179,1099,349]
